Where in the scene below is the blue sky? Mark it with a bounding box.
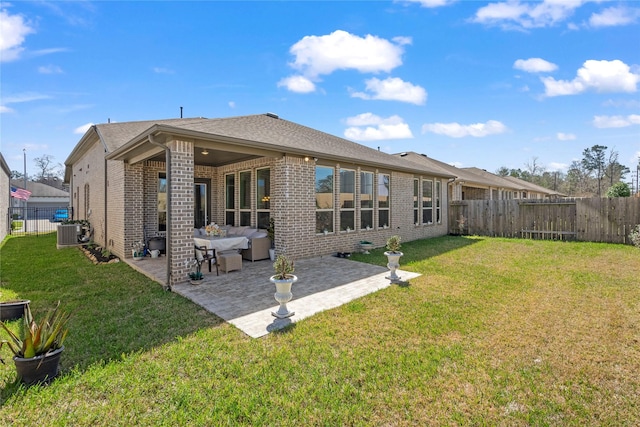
[2,0,639,179]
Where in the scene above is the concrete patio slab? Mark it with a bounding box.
[126,254,421,338]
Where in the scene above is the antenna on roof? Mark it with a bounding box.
[108,118,110,123]
[180,106,183,118]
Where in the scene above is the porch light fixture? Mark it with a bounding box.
[201,149,209,155]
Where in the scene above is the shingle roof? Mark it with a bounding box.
[461,167,525,189]
[100,114,452,177]
[501,175,564,196]
[11,180,69,197]
[96,118,207,152]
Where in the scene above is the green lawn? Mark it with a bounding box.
[1,234,638,426]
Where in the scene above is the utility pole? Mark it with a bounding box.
[23,149,28,228]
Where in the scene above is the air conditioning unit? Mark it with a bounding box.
[57,224,81,248]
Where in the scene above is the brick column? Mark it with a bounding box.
[167,138,194,286]
[123,162,144,257]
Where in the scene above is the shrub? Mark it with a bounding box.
[272,254,294,280]
[606,182,631,197]
[629,225,640,248]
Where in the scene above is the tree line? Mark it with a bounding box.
[496,145,638,198]
[10,154,67,191]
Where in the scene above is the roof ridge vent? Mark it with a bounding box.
[265,112,279,119]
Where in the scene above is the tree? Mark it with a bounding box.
[10,170,28,180]
[33,154,62,181]
[604,149,630,187]
[606,182,631,197]
[581,145,607,197]
[525,157,545,183]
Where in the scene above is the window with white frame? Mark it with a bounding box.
[422,179,433,224]
[256,168,270,229]
[225,173,235,226]
[377,173,390,228]
[360,171,374,230]
[339,169,355,231]
[315,166,334,233]
[239,170,252,226]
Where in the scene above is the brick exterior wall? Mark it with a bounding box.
[69,137,108,248]
[0,156,10,242]
[71,136,450,287]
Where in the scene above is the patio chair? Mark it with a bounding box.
[194,244,219,276]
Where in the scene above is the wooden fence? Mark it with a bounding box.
[448,198,640,244]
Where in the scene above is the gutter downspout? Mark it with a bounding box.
[148,134,172,290]
[94,126,110,254]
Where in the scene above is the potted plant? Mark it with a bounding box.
[270,254,297,319]
[0,299,30,322]
[132,241,145,260]
[0,302,70,385]
[188,259,204,284]
[384,235,403,283]
[267,217,276,261]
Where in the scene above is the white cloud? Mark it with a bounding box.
[344,113,414,141]
[542,60,640,97]
[0,8,35,62]
[38,64,63,74]
[514,58,558,73]
[422,120,507,138]
[0,105,14,114]
[472,0,586,30]
[73,122,94,134]
[2,91,51,106]
[287,30,408,78]
[602,99,640,109]
[589,6,640,28]
[228,101,236,109]
[548,162,569,172]
[152,67,175,74]
[557,132,576,141]
[399,0,456,8]
[277,75,316,93]
[351,77,427,105]
[592,114,640,128]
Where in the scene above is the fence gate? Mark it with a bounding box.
[8,206,74,236]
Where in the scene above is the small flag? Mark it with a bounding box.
[10,186,31,201]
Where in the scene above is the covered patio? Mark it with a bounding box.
[125,255,420,338]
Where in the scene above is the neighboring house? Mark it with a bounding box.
[64,113,454,286]
[396,152,561,200]
[0,153,10,242]
[10,181,70,214]
[500,175,565,199]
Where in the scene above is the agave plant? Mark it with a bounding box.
[0,302,70,362]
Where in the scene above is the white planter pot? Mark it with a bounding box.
[384,251,403,283]
[269,248,276,261]
[270,275,297,318]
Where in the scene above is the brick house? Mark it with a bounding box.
[64,113,453,286]
[396,151,561,200]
